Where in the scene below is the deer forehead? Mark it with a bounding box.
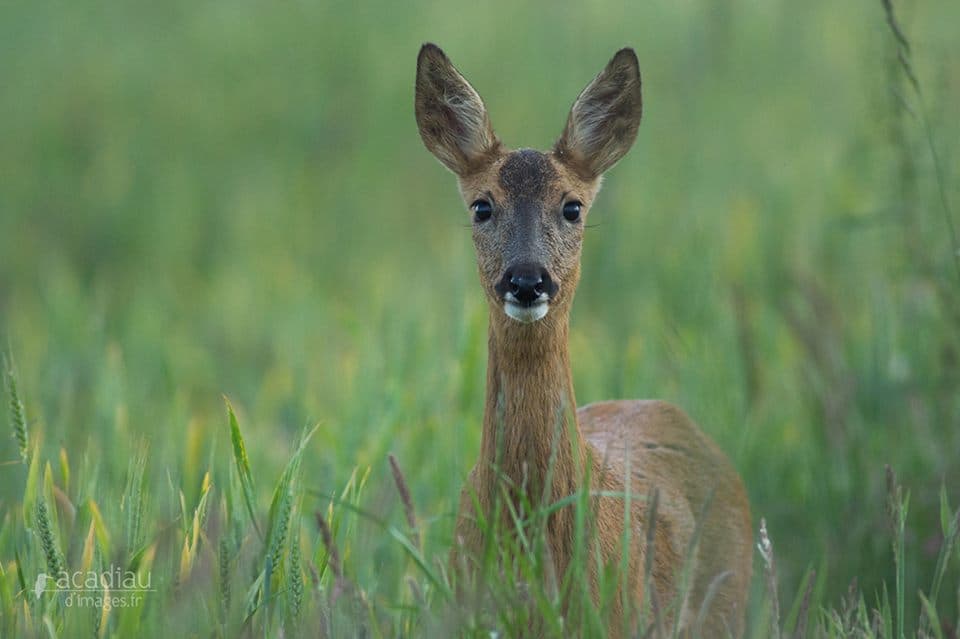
[497,149,557,202]
[462,149,588,206]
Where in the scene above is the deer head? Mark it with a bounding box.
[415,44,642,326]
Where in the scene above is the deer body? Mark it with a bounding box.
[415,44,752,637]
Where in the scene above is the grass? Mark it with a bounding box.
[0,0,959,636]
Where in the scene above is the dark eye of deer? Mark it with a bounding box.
[472,199,493,222]
[562,201,582,222]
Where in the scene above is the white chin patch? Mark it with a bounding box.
[504,301,549,324]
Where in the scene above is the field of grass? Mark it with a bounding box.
[1,0,959,636]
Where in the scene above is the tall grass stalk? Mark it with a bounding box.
[3,354,28,464]
[879,0,960,286]
[758,517,782,639]
[35,497,64,578]
[388,453,419,551]
[886,465,909,639]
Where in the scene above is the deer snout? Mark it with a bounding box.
[496,264,557,306]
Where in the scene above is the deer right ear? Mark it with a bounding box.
[415,44,500,176]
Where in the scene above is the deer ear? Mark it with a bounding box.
[415,44,500,176]
[554,48,642,179]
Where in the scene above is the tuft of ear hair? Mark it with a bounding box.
[554,48,642,180]
[414,44,501,176]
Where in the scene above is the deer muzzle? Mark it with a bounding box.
[495,263,558,324]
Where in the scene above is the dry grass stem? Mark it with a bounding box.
[315,510,346,604]
[388,453,420,550]
[758,517,781,639]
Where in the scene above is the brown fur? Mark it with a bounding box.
[415,43,752,637]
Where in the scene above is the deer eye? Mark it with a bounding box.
[471,199,493,222]
[562,200,582,222]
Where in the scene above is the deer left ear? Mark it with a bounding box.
[415,44,501,177]
[554,48,642,179]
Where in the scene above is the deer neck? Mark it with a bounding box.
[478,309,590,508]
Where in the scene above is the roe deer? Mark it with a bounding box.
[414,43,752,637]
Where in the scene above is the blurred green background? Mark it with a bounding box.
[1,0,958,633]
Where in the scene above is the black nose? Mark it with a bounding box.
[497,264,554,305]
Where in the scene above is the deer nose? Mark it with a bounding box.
[500,264,553,305]
[510,272,543,304]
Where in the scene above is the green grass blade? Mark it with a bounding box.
[918,592,945,639]
[387,525,452,602]
[265,425,318,567]
[225,398,262,540]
